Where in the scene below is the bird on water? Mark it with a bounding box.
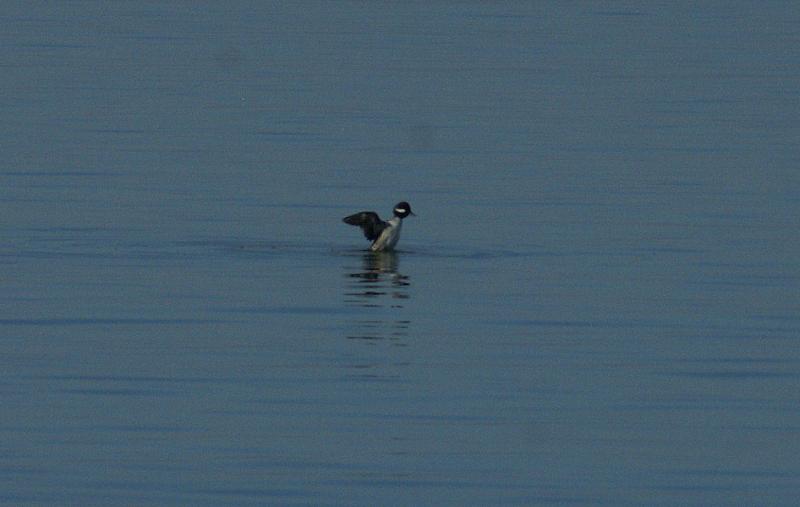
[342,201,415,252]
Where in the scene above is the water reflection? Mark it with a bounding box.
[343,251,411,342]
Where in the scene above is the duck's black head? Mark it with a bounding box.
[393,201,415,219]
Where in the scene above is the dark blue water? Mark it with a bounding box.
[2,2,799,505]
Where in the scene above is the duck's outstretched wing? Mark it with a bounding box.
[342,211,387,241]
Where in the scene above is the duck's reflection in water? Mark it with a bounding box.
[343,251,411,343]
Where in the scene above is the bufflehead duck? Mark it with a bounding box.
[343,201,415,252]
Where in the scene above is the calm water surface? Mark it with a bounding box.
[2,2,799,506]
